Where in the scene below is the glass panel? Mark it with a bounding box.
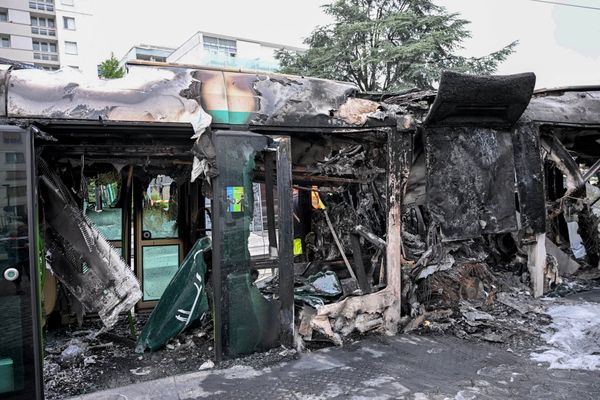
[142,245,179,301]
[142,175,177,239]
[0,128,39,398]
[84,174,121,241]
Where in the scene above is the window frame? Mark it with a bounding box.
[62,16,75,30]
[64,40,77,55]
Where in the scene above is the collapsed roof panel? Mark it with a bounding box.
[424,72,537,241]
[424,71,536,128]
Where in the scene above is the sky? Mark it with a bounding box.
[90,0,600,89]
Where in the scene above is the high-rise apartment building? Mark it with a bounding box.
[0,0,95,75]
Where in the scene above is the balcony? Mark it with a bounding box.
[29,1,55,13]
[31,26,56,37]
[201,53,280,73]
[33,52,58,62]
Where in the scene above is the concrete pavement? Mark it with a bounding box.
[72,333,599,400]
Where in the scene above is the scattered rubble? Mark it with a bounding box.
[43,314,299,399]
[16,64,599,397]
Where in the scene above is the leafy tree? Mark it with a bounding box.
[276,0,517,91]
[98,53,125,79]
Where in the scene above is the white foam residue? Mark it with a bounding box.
[531,303,600,371]
[361,347,385,358]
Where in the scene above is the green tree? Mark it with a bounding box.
[276,0,517,91]
[98,53,125,79]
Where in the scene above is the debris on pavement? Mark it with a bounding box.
[10,62,597,398]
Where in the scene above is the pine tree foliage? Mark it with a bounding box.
[98,53,125,79]
[276,0,517,91]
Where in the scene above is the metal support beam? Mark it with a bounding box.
[276,136,295,347]
[264,151,278,257]
[350,233,372,294]
[121,166,134,268]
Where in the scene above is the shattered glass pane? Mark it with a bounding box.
[0,127,40,398]
[142,175,177,239]
[85,208,121,241]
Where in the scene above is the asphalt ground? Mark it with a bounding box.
[73,331,600,400]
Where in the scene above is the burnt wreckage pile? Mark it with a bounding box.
[4,60,599,375]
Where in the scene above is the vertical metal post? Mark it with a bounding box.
[276,137,294,347]
[26,128,44,400]
[350,233,371,294]
[264,151,278,258]
[188,181,200,245]
[211,179,223,362]
[121,166,133,268]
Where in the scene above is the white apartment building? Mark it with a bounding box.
[0,0,95,75]
[166,31,304,73]
[120,44,176,66]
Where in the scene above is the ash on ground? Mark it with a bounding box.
[404,268,600,357]
[43,313,299,400]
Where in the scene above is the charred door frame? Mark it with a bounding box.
[212,131,294,361]
[133,178,184,309]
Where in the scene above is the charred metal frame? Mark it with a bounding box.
[0,126,44,400]
[211,131,294,361]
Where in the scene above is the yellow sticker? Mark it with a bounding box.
[311,188,326,210]
[293,238,303,255]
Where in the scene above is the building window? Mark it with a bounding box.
[34,63,59,71]
[3,133,22,144]
[5,170,26,181]
[0,11,7,22]
[64,41,77,55]
[5,152,25,164]
[7,185,27,197]
[31,16,56,36]
[63,16,75,30]
[0,36,9,48]
[33,40,58,61]
[203,36,237,57]
[29,0,54,12]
